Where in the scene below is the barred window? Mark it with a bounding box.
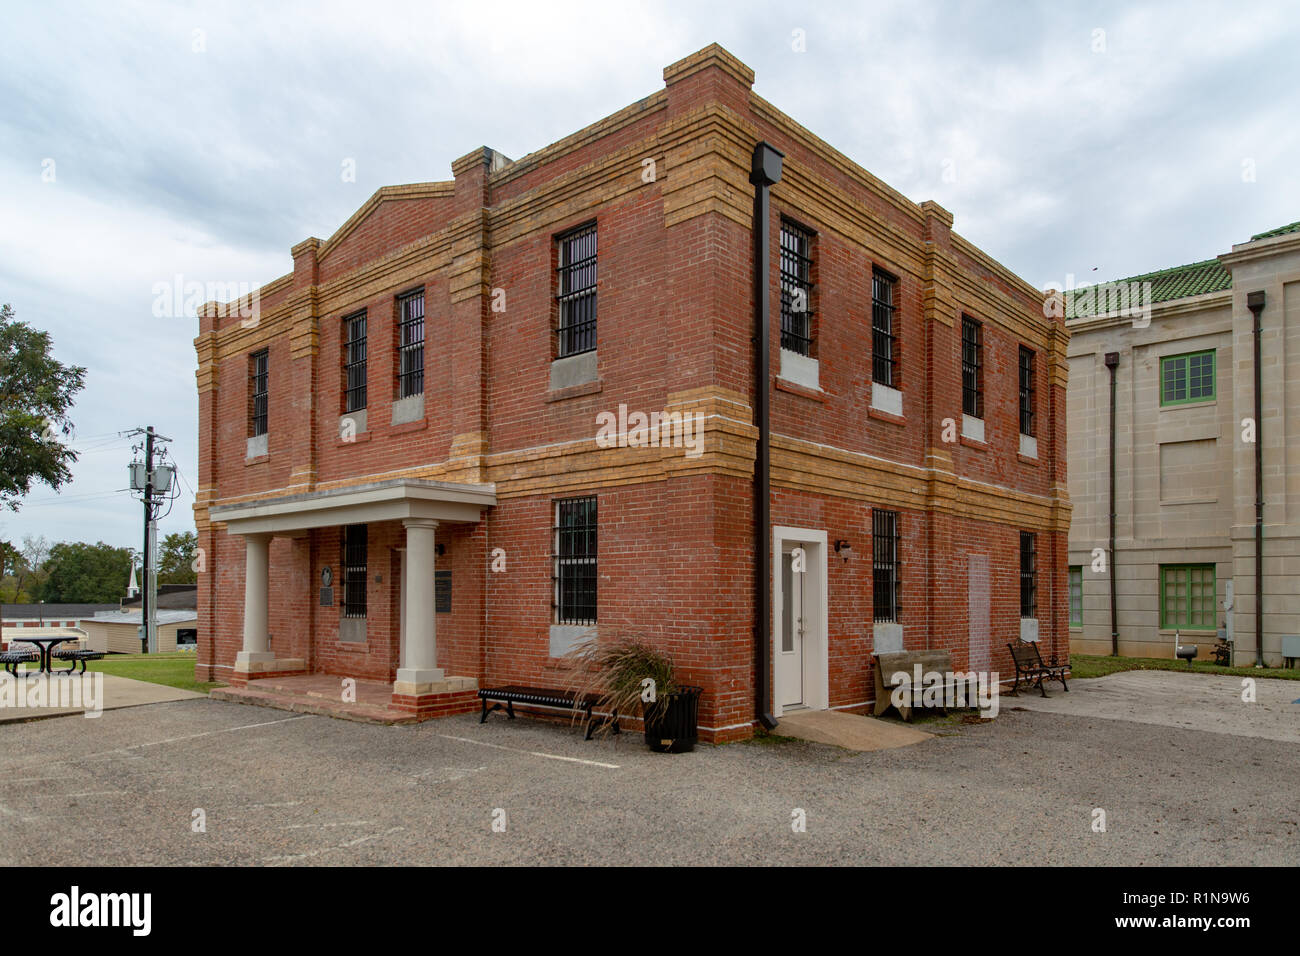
[873,509,901,623]
[961,315,983,419]
[342,524,367,619]
[556,223,597,358]
[396,290,425,399]
[872,268,899,387]
[1160,564,1216,630]
[1018,346,1036,437]
[1068,565,1083,627]
[779,219,814,356]
[1020,531,1037,618]
[554,496,597,625]
[343,310,368,413]
[249,349,268,437]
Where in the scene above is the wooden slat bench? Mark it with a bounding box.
[872,649,958,722]
[1006,640,1069,697]
[478,686,620,740]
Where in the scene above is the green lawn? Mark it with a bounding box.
[1069,653,1300,682]
[82,652,224,694]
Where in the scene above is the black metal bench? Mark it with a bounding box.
[53,648,106,674]
[0,646,38,677]
[1006,640,1069,697]
[478,686,620,740]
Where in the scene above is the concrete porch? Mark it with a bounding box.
[211,672,480,725]
[207,478,495,714]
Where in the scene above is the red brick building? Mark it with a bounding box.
[194,45,1070,741]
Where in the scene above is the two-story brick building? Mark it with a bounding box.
[194,44,1070,741]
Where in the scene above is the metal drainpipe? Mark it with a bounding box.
[751,141,783,731]
[1248,291,1266,667]
[1105,351,1120,655]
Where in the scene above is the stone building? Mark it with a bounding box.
[1066,221,1300,664]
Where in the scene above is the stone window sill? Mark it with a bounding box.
[389,418,429,436]
[868,406,905,426]
[546,379,604,403]
[775,377,826,402]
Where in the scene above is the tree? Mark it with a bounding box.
[157,530,198,585]
[37,540,132,603]
[0,534,50,603]
[0,303,87,510]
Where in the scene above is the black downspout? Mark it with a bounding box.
[1105,352,1120,656]
[751,142,782,731]
[1248,291,1266,667]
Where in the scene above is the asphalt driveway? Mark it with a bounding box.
[1,688,1295,866]
[1009,670,1300,743]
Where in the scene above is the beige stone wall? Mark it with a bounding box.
[1068,231,1300,665]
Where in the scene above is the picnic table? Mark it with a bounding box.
[2,637,103,675]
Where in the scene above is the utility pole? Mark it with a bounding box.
[142,427,154,654]
[127,426,173,655]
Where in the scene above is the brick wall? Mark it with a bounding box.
[195,44,1070,740]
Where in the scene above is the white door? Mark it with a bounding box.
[777,545,807,708]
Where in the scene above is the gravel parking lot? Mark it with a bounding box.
[2,694,1296,866]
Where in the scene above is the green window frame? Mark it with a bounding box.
[1160,350,1215,406]
[1159,564,1216,630]
[1068,566,1083,627]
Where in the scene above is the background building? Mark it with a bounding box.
[195,45,1070,738]
[1066,221,1300,663]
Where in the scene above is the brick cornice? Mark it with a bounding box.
[663,43,755,88]
[489,92,668,191]
[316,182,454,263]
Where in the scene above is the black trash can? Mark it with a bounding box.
[643,685,702,753]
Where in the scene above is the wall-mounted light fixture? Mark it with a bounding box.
[834,539,852,562]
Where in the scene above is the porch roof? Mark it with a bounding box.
[208,478,496,535]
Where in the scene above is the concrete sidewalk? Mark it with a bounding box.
[0,672,204,723]
[774,708,932,751]
[1009,670,1300,743]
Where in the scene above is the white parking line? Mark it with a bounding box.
[1,714,311,767]
[434,733,620,769]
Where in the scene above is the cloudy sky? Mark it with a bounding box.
[1,0,1296,552]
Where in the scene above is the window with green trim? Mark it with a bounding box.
[1068,566,1083,627]
[1160,350,1215,406]
[1160,564,1216,630]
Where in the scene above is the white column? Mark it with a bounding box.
[236,533,274,666]
[396,518,442,685]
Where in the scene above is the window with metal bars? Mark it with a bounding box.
[342,310,368,413]
[553,496,597,625]
[249,349,268,437]
[872,509,900,623]
[872,268,899,386]
[1018,346,1036,437]
[396,290,425,399]
[1020,531,1037,618]
[556,223,597,358]
[961,315,983,418]
[779,220,814,355]
[341,524,367,619]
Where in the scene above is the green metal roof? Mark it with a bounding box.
[1066,259,1230,318]
[1066,219,1298,319]
[1250,220,1300,241]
